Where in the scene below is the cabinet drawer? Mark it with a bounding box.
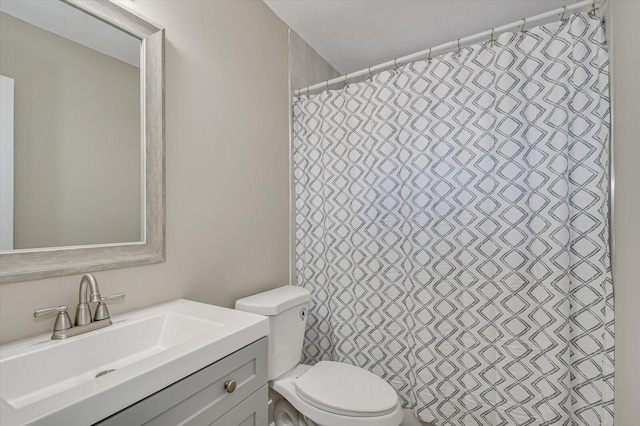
[97,337,267,426]
[209,385,267,426]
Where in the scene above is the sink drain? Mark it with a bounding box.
[95,369,116,378]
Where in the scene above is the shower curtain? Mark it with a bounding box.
[293,12,613,426]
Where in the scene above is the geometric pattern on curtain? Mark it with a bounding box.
[293,12,613,426]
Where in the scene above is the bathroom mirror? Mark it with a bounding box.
[0,0,164,283]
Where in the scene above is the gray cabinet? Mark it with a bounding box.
[96,338,267,426]
[210,386,267,426]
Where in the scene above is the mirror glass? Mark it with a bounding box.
[0,0,142,252]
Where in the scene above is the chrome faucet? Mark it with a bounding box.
[75,273,102,325]
[34,274,125,340]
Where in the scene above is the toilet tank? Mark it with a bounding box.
[235,286,311,380]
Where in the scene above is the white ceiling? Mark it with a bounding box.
[263,0,576,74]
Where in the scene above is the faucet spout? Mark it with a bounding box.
[75,274,101,326]
[79,273,101,304]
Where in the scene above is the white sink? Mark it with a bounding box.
[0,299,269,426]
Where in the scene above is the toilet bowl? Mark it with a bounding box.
[235,286,403,426]
[272,363,403,426]
[273,396,303,426]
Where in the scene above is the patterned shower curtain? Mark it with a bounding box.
[293,12,613,426]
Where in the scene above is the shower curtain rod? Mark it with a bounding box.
[294,0,604,97]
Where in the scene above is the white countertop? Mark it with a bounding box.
[0,299,269,426]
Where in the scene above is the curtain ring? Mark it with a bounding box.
[558,6,569,31]
[560,6,567,22]
[519,18,528,39]
[489,28,495,46]
[589,0,598,18]
[368,66,373,81]
[326,80,330,92]
[456,38,461,57]
[393,58,399,73]
[343,73,349,88]
[426,48,432,64]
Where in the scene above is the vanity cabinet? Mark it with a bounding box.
[96,338,267,426]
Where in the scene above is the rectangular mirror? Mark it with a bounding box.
[0,0,164,283]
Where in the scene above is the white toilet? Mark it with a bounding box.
[235,286,403,426]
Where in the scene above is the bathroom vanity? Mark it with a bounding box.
[98,338,267,425]
[0,300,269,425]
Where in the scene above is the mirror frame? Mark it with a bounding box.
[0,0,165,283]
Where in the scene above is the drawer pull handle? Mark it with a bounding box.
[224,380,237,393]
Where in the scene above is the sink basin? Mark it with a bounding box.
[2,312,222,409]
[0,299,268,425]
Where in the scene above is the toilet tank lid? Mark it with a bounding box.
[235,286,311,316]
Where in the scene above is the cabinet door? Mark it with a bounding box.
[96,338,267,426]
[209,385,267,426]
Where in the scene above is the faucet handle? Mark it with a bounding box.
[94,293,125,321]
[34,305,69,317]
[101,292,125,302]
[34,306,72,332]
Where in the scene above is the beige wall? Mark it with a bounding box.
[0,0,290,344]
[611,1,640,424]
[0,12,141,249]
[289,29,340,92]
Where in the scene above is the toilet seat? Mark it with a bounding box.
[295,361,398,417]
[271,364,404,426]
